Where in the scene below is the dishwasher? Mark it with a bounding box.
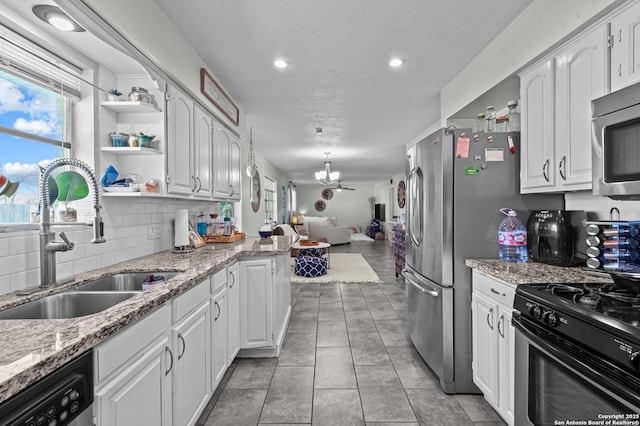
[0,349,94,426]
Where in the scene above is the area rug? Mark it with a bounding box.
[350,232,374,242]
[291,253,381,283]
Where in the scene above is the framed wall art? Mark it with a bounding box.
[200,68,240,126]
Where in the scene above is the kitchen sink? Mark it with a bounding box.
[75,272,179,292]
[0,291,139,320]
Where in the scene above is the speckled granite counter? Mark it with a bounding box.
[465,258,614,286]
[0,235,293,404]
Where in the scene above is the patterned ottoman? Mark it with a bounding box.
[295,255,328,277]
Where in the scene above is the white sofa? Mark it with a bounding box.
[302,216,351,245]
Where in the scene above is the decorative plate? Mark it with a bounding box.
[314,200,326,212]
[321,187,333,200]
[397,180,406,208]
[251,170,261,212]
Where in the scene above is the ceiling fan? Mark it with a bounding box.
[332,180,355,191]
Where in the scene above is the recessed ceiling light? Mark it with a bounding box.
[315,127,324,134]
[389,58,404,68]
[274,59,288,69]
[32,5,85,32]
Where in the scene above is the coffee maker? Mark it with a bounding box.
[527,210,587,266]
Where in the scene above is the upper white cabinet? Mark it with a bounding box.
[213,127,242,200]
[520,24,606,193]
[194,104,214,197]
[610,1,640,92]
[166,84,195,196]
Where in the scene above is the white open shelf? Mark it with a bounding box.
[101,146,161,155]
[100,101,161,113]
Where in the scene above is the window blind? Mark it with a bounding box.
[0,29,81,99]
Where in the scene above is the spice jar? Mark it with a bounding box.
[484,106,496,133]
[475,112,485,133]
[128,87,149,103]
[507,100,520,131]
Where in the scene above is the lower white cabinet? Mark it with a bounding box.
[471,270,515,426]
[211,285,228,388]
[94,304,173,426]
[240,258,273,349]
[172,301,211,426]
[227,262,240,362]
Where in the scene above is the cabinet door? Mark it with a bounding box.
[520,58,556,192]
[227,262,241,362]
[95,335,172,426]
[194,105,213,198]
[471,292,498,407]
[211,287,228,389]
[611,2,640,92]
[213,125,231,198]
[555,26,606,190]
[173,302,211,426]
[498,308,515,426]
[229,138,241,200]
[240,259,273,348]
[167,85,194,195]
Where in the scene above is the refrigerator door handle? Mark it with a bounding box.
[403,269,439,298]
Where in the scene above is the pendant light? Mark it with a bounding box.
[315,152,340,185]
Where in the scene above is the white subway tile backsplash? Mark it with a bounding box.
[0,198,220,296]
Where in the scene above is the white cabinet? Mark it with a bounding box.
[239,258,273,349]
[94,304,173,426]
[172,302,210,426]
[227,262,241,362]
[194,104,213,197]
[610,1,640,92]
[166,84,195,196]
[520,25,606,193]
[213,127,241,200]
[211,286,228,388]
[471,270,515,426]
[171,278,211,426]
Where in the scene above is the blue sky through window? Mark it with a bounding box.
[0,70,68,221]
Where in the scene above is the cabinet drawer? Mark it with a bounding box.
[211,268,227,294]
[95,303,171,384]
[173,278,210,322]
[472,270,516,308]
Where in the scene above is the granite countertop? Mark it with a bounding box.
[465,259,614,286]
[0,235,293,404]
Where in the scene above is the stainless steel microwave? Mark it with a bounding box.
[592,81,640,199]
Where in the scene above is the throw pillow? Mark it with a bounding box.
[294,224,309,237]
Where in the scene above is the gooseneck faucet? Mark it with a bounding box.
[38,158,105,288]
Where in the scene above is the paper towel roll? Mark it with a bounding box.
[175,209,190,247]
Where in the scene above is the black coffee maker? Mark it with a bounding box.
[527,210,587,266]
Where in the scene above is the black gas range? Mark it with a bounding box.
[513,281,640,424]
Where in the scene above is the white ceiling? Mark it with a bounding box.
[154,0,533,184]
[2,0,533,185]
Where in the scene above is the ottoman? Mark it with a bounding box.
[295,255,328,277]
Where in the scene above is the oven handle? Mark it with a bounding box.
[512,313,640,409]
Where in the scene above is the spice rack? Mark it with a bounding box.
[585,220,640,271]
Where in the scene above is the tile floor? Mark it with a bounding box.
[199,240,505,426]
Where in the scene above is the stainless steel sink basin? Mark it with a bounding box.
[75,272,179,292]
[0,291,139,320]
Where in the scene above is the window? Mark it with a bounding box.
[0,70,70,224]
[264,175,277,223]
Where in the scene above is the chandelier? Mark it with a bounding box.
[315,152,340,185]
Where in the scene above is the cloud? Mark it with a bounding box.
[1,162,41,187]
[13,118,56,135]
[0,79,26,113]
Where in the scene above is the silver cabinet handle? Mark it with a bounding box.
[229,270,235,288]
[498,314,505,338]
[542,159,550,182]
[165,347,173,375]
[215,301,221,321]
[229,185,234,196]
[178,333,186,360]
[196,176,202,192]
[559,155,567,181]
[487,307,494,330]
[191,175,197,192]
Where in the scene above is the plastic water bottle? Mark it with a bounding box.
[498,208,528,262]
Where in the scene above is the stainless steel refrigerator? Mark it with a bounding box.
[404,128,563,394]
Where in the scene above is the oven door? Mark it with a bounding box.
[513,314,640,425]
